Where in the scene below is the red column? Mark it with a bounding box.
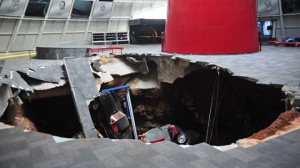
[163,0,259,54]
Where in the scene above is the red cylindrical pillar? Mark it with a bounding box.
[163,0,259,54]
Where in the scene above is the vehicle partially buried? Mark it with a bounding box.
[89,91,132,139]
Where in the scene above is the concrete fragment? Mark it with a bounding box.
[27,63,64,83]
[0,85,13,116]
[64,57,98,138]
[128,70,159,89]
[153,57,199,84]
[28,79,67,91]
[100,56,139,76]
[0,60,5,74]
[0,71,33,92]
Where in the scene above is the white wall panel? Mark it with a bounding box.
[108,20,128,32]
[22,34,38,50]
[39,34,49,46]
[275,15,300,38]
[19,20,30,34]
[118,20,129,32]
[284,15,300,27]
[64,33,85,45]
[10,35,25,51]
[40,33,62,46]
[0,36,11,51]
[285,28,300,36]
[0,19,17,34]
[67,21,87,32]
[43,21,54,33]
[27,20,43,34]
[89,21,108,32]
[48,33,62,44]
[44,21,65,33]
[86,32,92,45]
[131,3,152,18]
[112,3,131,17]
[64,33,79,41]
[19,20,41,34]
[132,2,167,19]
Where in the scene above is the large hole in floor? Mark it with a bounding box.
[130,69,285,145]
[22,96,82,138]
[0,58,286,146]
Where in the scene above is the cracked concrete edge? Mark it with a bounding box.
[0,85,13,116]
[0,60,4,74]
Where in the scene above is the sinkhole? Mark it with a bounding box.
[0,56,288,146]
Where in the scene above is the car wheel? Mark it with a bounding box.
[175,132,188,144]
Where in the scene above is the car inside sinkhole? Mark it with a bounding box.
[0,57,286,146]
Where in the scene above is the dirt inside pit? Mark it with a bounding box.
[0,57,291,146]
[248,110,300,140]
[237,110,300,147]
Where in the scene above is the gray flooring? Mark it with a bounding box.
[123,44,300,88]
[0,126,299,168]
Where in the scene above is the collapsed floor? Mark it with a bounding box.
[130,69,285,145]
[0,54,297,146]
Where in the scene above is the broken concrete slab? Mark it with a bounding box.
[2,58,65,85]
[21,85,70,100]
[99,56,140,76]
[128,70,159,89]
[90,57,114,86]
[0,71,33,92]
[64,58,98,100]
[26,63,64,83]
[152,57,200,84]
[0,85,13,116]
[27,79,67,91]
[0,60,4,74]
[126,57,149,75]
[63,57,98,138]
[93,71,114,84]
